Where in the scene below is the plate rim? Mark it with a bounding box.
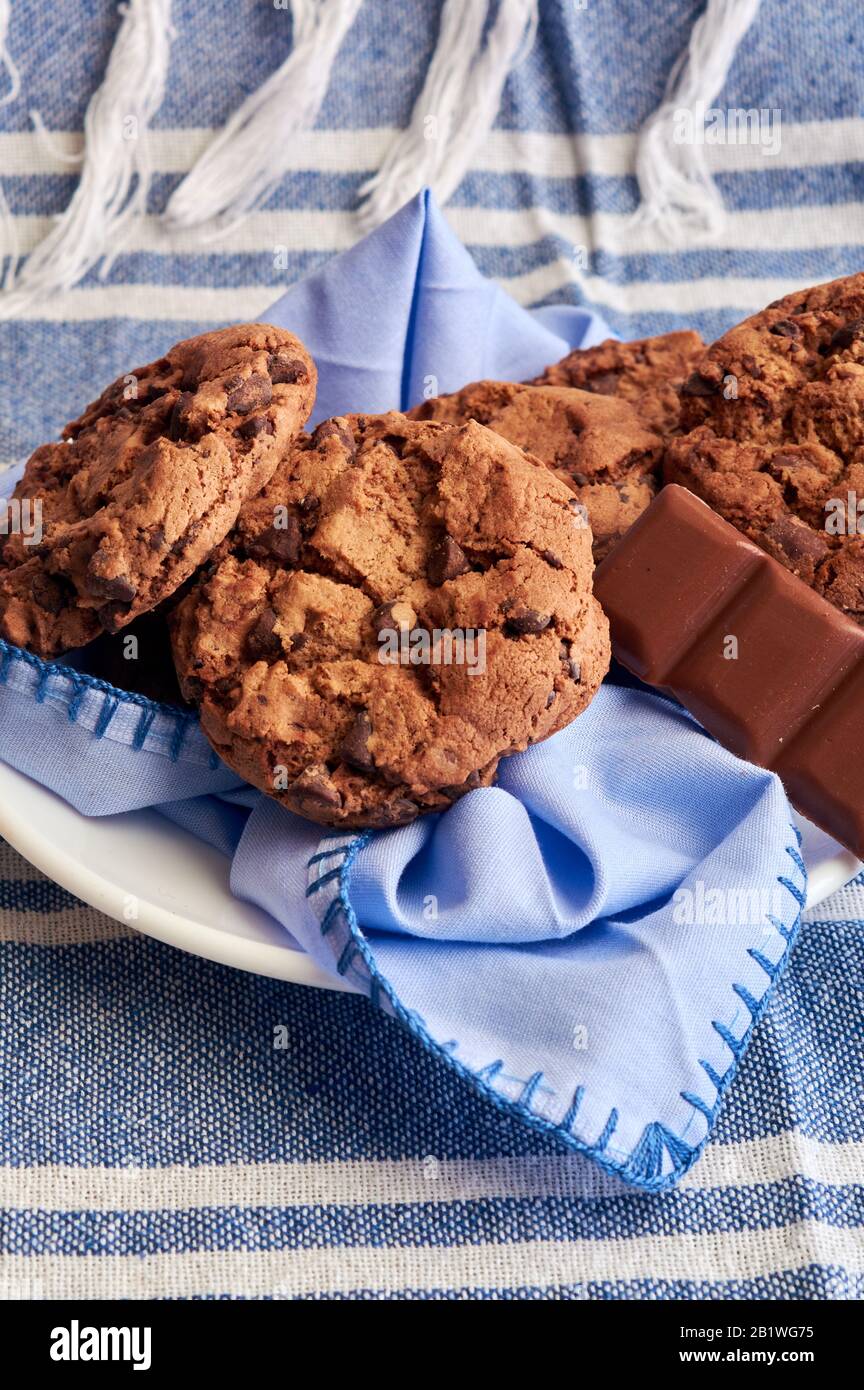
[0,763,344,989]
[0,759,859,987]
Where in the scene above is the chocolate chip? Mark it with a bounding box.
[763,517,829,567]
[183,675,204,701]
[30,572,65,615]
[769,319,802,338]
[770,451,805,471]
[427,535,470,586]
[376,798,418,826]
[247,516,301,566]
[170,519,203,557]
[148,526,165,551]
[169,392,196,441]
[371,600,416,633]
[139,382,170,403]
[741,354,763,378]
[290,631,308,651]
[585,371,619,396]
[829,317,864,352]
[379,433,407,458]
[545,690,557,709]
[298,493,320,514]
[85,570,138,603]
[311,419,355,455]
[246,607,282,661]
[290,766,342,812]
[540,549,563,569]
[97,602,129,633]
[227,373,273,415]
[339,711,374,771]
[681,370,721,397]
[505,609,552,636]
[267,353,307,385]
[569,659,582,682]
[236,414,275,439]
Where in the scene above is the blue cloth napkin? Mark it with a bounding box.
[0,190,805,1191]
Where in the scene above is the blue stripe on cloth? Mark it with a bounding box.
[1,919,861,1166]
[7,163,864,223]
[472,243,864,290]
[2,243,858,298]
[3,0,863,135]
[2,1178,861,1255]
[213,162,864,218]
[0,879,80,912]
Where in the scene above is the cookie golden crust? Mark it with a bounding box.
[666,273,864,624]
[409,379,663,561]
[530,330,705,435]
[0,323,316,656]
[172,412,610,828]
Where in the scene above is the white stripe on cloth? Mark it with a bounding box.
[8,196,864,263]
[0,272,822,325]
[0,1134,862,1210]
[1,118,862,179]
[2,1222,861,1299]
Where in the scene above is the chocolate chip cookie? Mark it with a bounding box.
[172,412,610,828]
[409,380,663,561]
[0,323,316,656]
[531,329,705,435]
[665,273,864,622]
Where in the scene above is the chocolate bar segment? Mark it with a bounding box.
[774,660,864,861]
[594,484,864,859]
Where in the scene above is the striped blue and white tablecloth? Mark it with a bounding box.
[0,0,862,1300]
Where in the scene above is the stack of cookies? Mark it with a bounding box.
[4,270,862,828]
[0,322,613,828]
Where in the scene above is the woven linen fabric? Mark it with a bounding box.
[1,0,863,1300]
[1,832,862,1302]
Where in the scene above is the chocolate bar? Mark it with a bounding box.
[593,484,864,860]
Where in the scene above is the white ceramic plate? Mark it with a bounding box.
[0,758,859,986]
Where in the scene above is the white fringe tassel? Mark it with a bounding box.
[356,0,538,233]
[163,0,363,233]
[632,0,761,245]
[0,0,173,319]
[0,0,21,290]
